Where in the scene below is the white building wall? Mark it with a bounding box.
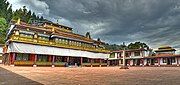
[130,60,133,66]
[172,57,178,65]
[160,58,166,65]
[115,53,118,59]
[143,59,147,65]
[144,51,149,57]
[178,57,180,66]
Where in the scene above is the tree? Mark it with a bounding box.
[0,18,8,44]
[104,43,127,51]
[0,0,13,22]
[127,41,149,50]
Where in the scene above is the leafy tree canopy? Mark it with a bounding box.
[0,18,8,44]
[105,41,149,51]
[127,41,149,50]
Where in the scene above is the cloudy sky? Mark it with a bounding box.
[7,0,180,53]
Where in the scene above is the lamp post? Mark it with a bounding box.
[120,42,129,69]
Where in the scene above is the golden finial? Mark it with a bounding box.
[52,28,55,32]
[16,18,21,24]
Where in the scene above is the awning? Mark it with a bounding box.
[7,42,109,59]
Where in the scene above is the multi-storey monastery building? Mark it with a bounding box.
[2,20,180,67]
[109,46,180,66]
[3,20,110,67]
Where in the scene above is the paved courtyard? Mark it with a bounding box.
[0,65,180,85]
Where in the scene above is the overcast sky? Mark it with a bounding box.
[7,0,180,53]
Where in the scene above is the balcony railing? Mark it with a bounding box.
[14,61,34,65]
[54,62,66,65]
[36,61,52,65]
[10,35,110,53]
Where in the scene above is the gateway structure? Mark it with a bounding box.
[3,20,110,67]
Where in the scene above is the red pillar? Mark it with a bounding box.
[33,54,37,67]
[30,54,35,61]
[11,53,15,65]
[48,55,52,62]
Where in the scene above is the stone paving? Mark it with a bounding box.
[0,65,180,85]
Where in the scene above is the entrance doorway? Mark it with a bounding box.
[150,59,155,65]
[167,58,172,65]
[69,57,81,66]
[137,59,141,65]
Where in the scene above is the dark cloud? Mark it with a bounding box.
[8,0,180,53]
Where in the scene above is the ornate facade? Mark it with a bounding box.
[3,20,110,67]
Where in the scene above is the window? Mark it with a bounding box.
[20,33,33,38]
[94,59,100,63]
[15,53,29,61]
[163,58,167,63]
[121,59,123,64]
[118,53,122,58]
[110,53,115,58]
[55,56,66,62]
[125,53,130,57]
[83,58,91,63]
[134,52,140,56]
[37,55,48,62]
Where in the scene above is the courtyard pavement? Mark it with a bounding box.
[0,65,180,85]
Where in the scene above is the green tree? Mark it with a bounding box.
[104,43,127,51]
[0,18,8,44]
[0,0,13,22]
[127,42,149,49]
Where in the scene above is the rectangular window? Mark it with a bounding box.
[15,53,29,61]
[83,58,91,63]
[134,52,140,56]
[118,53,122,58]
[126,53,130,57]
[55,56,66,62]
[110,53,115,58]
[94,59,100,63]
[37,55,48,62]
[121,59,123,64]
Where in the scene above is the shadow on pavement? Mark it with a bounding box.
[0,67,43,85]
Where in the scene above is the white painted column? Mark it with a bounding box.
[52,56,55,67]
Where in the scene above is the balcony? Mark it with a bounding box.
[10,35,110,53]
